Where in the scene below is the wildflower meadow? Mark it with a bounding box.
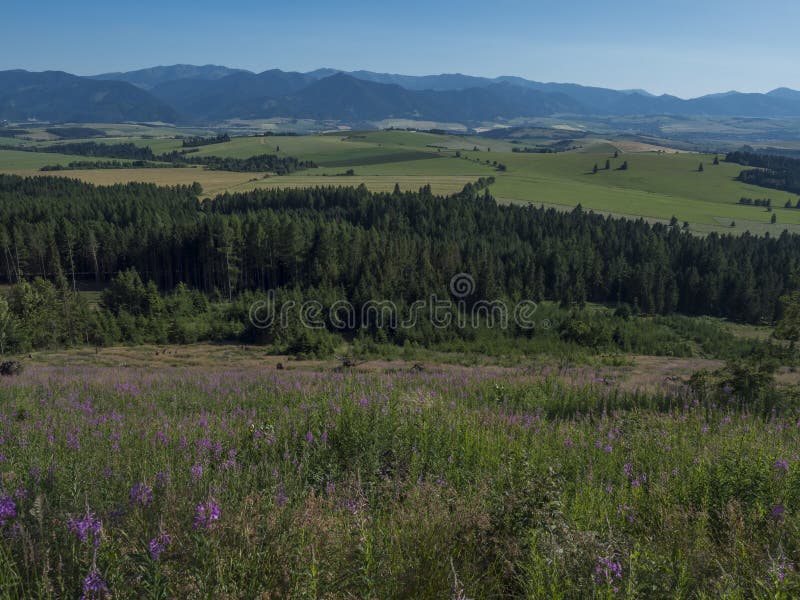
[0,364,798,598]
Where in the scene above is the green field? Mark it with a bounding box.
[0,148,138,170]
[2,127,800,233]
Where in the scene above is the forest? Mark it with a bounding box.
[0,175,797,320]
[181,133,231,147]
[12,141,157,160]
[727,150,800,195]
[0,174,798,348]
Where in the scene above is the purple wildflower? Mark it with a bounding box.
[81,569,109,600]
[594,555,623,592]
[148,532,172,560]
[770,561,795,584]
[129,483,153,507]
[68,511,103,548]
[190,463,203,482]
[305,430,314,444]
[0,494,16,526]
[774,459,790,472]
[771,504,786,522]
[193,500,220,530]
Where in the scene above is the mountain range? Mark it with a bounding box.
[3,64,800,126]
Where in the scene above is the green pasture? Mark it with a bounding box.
[2,127,800,233]
[0,148,137,170]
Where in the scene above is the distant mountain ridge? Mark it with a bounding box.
[0,70,179,123]
[89,64,249,89]
[2,65,800,125]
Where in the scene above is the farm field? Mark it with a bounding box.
[10,167,264,198]
[2,128,800,232]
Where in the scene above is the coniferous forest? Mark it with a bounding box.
[0,174,797,320]
[0,173,798,356]
[727,150,800,195]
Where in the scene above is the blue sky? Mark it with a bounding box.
[3,0,799,98]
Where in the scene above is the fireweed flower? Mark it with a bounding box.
[148,532,172,560]
[81,568,109,600]
[68,512,103,547]
[771,504,786,522]
[0,494,16,526]
[193,501,220,530]
[594,555,623,592]
[129,483,153,507]
[769,561,795,584]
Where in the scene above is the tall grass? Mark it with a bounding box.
[0,366,797,597]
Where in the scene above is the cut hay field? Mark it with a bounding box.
[2,128,800,233]
[10,167,259,197]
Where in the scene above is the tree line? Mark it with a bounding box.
[4,141,316,175]
[727,151,800,195]
[181,134,231,147]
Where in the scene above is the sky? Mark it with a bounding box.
[3,0,800,98]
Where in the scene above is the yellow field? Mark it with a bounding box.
[10,168,259,197]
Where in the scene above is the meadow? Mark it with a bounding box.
[0,360,798,598]
[2,128,800,232]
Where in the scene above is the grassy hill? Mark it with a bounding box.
[2,127,799,233]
